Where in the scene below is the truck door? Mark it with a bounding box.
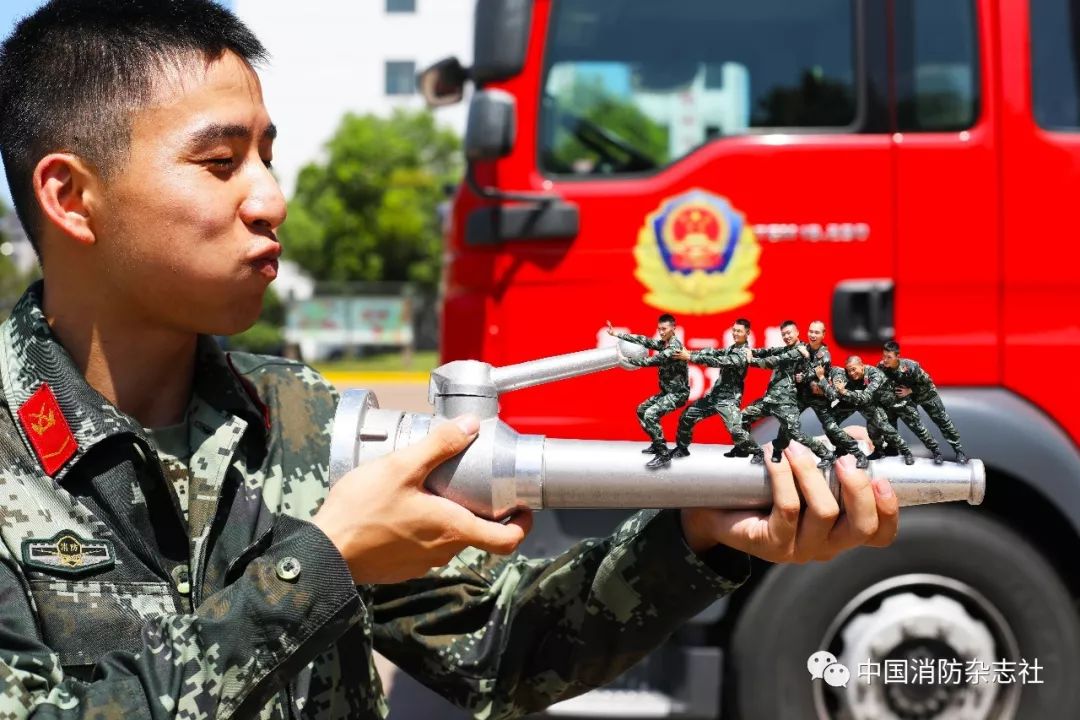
[999,0,1080,441]
[890,0,1000,383]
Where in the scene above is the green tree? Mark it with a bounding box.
[281,109,461,286]
[0,199,38,319]
[228,286,285,355]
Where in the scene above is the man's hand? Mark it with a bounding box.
[815,365,826,379]
[834,378,846,393]
[680,443,899,562]
[606,320,616,336]
[798,345,811,359]
[675,348,692,361]
[895,386,913,398]
[313,416,532,584]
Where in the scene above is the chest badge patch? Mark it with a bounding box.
[22,531,115,577]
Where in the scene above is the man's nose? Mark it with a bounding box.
[241,163,287,231]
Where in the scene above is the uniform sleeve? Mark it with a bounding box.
[0,516,360,720]
[825,367,846,401]
[371,509,749,719]
[690,349,744,368]
[616,333,663,351]
[624,342,681,368]
[845,370,884,406]
[752,346,799,369]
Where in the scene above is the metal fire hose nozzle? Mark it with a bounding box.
[328,341,986,521]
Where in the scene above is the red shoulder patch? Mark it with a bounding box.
[18,383,78,476]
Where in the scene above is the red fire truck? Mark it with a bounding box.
[420,0,1080,717]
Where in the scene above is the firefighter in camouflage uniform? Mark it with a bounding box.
[879,340,968,464]
[608,315,690,468]
[671,318,763,464]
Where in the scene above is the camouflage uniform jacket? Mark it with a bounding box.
[688,343,749,403]
[796,344,832,408]
[879,358,939,404]
[617,333,690,397]
[826,364,891,408]
[750,344,806,405]
[0,284,750,720]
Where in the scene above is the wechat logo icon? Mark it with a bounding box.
[807,651,850,688]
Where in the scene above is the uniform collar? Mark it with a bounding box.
[0,282,269,481]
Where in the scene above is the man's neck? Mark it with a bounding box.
[42,284,197,428]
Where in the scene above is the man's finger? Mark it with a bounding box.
[864,477,900,547]
[397,415,481,480]
[763,443,800,550]
[826,454,878,551]
[785,443,839,554]
[462,511,531,556]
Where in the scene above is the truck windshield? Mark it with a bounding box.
[538,0,857,176]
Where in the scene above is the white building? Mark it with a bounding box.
[233,0,475,200]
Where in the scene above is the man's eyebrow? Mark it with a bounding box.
[185,122,278,149]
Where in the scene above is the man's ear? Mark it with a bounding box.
[32,153,101,247]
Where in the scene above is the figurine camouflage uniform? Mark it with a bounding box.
[825,362,916,465]
[616,323,690,469]
[0,285,750,719]
[879,341,967,463]
[795,341,870,469]
[741,339,835,468]
[673,341,762,464]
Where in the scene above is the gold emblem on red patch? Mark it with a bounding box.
[18,383,77,476]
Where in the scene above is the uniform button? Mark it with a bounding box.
[172,565,191,596]
[276,556,301,582]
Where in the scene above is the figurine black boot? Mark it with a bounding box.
[750,450,765,465]
[902,449,916,465]
[816,452,835,470]
[670,446,690,459]
[771,447,784,464]
[646,450,671,469]
[932,451,945,465]
[723,447,749,458]
[955,450,969,464]
[867,449,884,461]
[641,443,665,455]
[854,451,870,469]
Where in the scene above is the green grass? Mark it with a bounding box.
[314,350,438,374]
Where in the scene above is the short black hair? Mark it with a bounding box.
[883,340,901,354]
[658,313,676,326]
[780,319,798,330]
[734,317,751,330]
[0,0,267,250]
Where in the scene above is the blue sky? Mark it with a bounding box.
[0,0,233,208]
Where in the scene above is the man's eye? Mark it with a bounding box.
[207,157,235,169]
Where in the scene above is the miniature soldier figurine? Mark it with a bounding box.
[827,357,916,465]
[795,321,871,469]
[740,320,836,469]
[879,340,967,463]
[607,315,690,468]
[671,318,763,464]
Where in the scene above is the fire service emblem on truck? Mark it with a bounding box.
[634,189,761,315]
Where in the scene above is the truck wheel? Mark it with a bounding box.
[728,507,1080,719]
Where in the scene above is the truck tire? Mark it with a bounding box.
[728,506,1080,719]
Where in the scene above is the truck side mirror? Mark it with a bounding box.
[465,89,516,161]
[417,56,468,108]
[472,0,532,84]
